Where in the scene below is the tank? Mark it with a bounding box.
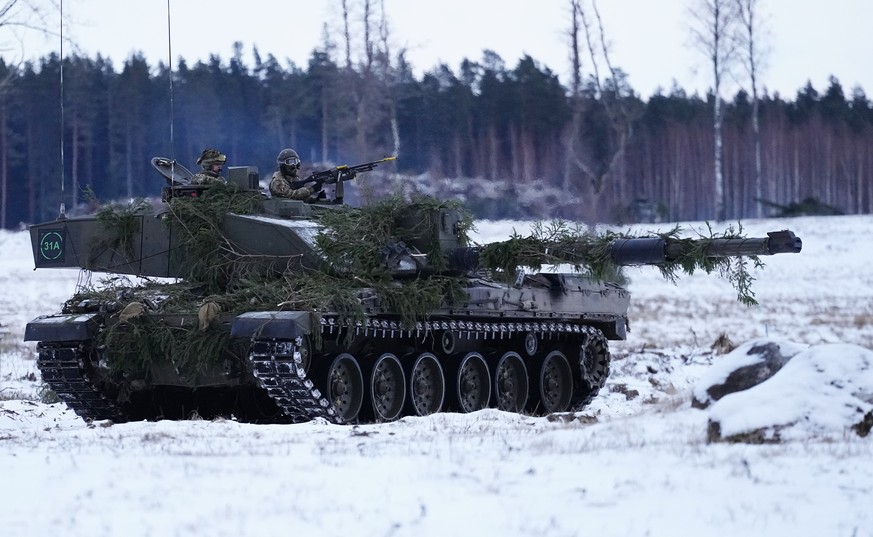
[24,158,803,423]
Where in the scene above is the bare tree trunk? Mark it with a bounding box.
[321,99,329,161]
[353,0,375,158]
[566,0,635,202]
[736,0,766,216]
[522,132,535,181]
[488,126,499,180]
[26,110,36,222]
[341,0,352,70]
[689,0,738,221]
[376,0,401,158]
[751,88,761,211]
[591,1,633,188]
[71,118,79,212]
[453,136,463,178]
[126,127,133,199]
[563,0,583,192]
[0,97,6,229]
[714,85,724,220]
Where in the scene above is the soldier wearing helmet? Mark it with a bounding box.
[269,148,318,200]
[191,148,228,185]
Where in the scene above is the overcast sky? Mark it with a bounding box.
[12,0,873,99]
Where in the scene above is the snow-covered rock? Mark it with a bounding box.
[706,343,873,442]
[692,338,808,408]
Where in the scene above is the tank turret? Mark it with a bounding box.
[24,157,802,424]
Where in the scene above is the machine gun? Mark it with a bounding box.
[289,156,397,197]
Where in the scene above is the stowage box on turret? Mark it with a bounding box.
[24,157,802,424]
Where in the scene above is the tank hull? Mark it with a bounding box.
[26,275,622,423]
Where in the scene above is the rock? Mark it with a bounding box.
[852,411,873,438]
[692,338,807,409]
[707,343,873,443]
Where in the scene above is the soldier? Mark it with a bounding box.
[191,148,227,185]
[269,148,318,200]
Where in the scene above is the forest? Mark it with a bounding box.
[0,40,871,228]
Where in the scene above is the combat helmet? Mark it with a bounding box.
[277,148,300,176]
[197,148,227,169]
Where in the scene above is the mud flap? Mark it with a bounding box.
[23,313,101,342]
[230,311,312,339]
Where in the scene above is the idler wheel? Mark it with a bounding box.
[535,350,573,414]
[406,352,446,416]
[367,353,406,422]
[492,351,529,413]
[570,330,611,409]
[451,352,491,413]
[317,353,363,422]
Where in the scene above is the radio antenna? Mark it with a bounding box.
[58,0,66,219]
[167,0,176,175]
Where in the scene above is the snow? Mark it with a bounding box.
[2,215,873,537]
[709,343,873,441]
[691,338,809,406]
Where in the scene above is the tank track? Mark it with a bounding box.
[36,342,125,422]
[37,318,608,424]
[248,317,610,423]
[248,338,343,424]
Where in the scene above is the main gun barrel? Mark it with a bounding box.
[445,230,802,273]
[608,230,802,265]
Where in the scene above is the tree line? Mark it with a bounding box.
[0,44,871,229]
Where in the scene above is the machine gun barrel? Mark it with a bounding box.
[289,156,397,190]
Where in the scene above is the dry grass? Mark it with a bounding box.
[0,336,24,355]
[1,340,42,402]
[854,313,873,328]
[0,387,31,401]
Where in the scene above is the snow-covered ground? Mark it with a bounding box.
[2,215,872,537]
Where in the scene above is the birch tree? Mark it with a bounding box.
[689,0,738,221]
[374,0,402,158]
[735,0,768,216]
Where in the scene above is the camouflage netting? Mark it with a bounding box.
[478,220,762,306]
[317,194,474,273]
[162,183,265,289]
[657,223,763,307]
[80,190,763,378]
[93,198,152,262]
[100,311,235,381]
[477,220,626,284]
[75,192,476,376]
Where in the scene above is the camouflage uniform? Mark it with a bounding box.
[269,148,314,200]
[269,170,313,200]
[191,171,226,185]
[191,148,227,185]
